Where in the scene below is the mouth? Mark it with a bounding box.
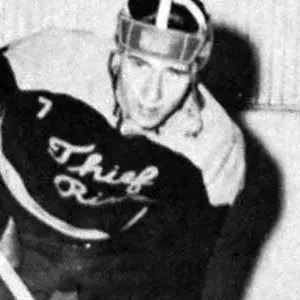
[137,103,161,118]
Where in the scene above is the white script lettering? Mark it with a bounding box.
[48,136,160,205]
[48,137,95,164]
[54,174,156,207]
[67,153,159,194]
[37,97,53,119]
[54,174,101,206]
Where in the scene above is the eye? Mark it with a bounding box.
[129,56,147,68]
[167,67,190,78]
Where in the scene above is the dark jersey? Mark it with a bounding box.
[0,88,226,242]
[0,53,230,298]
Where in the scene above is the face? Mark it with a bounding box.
[116,51,192,129]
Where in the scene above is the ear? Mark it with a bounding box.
[108,50,122,79]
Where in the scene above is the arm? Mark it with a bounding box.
[201,130,281,300]
[125,83,245,207]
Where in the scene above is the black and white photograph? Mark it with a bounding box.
[0,0,298,299]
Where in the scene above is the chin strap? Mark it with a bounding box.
[191,62,205,110]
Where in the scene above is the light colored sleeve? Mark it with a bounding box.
[196,84,245,206]
[4,28,117,125]
[140,83,245,206]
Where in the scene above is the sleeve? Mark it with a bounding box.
[135,83,246,207]
[194,84,245,206]
[201,131,281,300]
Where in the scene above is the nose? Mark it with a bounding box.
[140,70,163,105]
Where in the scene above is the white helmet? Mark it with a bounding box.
[115,0,213,68]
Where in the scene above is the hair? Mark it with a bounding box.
[128,0,209,33]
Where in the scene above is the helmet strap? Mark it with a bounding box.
[108,50,123,118]
[190,62,204,110]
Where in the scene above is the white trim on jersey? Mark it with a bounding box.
[0,253,35,300]
[0,115,110,241]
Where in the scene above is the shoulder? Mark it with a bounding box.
[5,27,110,86]
[4,27,116,124]
[195,83,245,166]
[196,84,246,205]
[197,83,245,164]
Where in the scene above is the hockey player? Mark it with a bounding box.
[0,0,246,299]
[109,0,245,206]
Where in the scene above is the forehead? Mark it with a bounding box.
[123,50,191,71]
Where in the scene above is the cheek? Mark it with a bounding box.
[164,79,190,108]
[121,69,133,93]
[119,71,136,102]
[119,70,143,114]
[122,62,147,88]
[175,77,190,94]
